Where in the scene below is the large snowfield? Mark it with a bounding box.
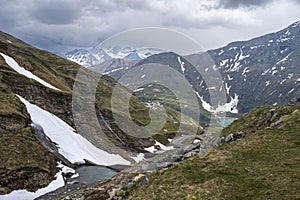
[17,95,130,166]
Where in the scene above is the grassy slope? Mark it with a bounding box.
[126,103,300,199]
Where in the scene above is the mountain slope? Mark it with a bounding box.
[0,32,148,194]
[204,20,300,113]
[96,21,300,116]
[0,31,155,152]
[0,84,58,194]
[123,101,300,199]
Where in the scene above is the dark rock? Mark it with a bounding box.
[225,134,234,143]
[183,152,195,158]
[271,119,283,127]
[220,137,226,143]
[156,162,172,169]
[269,108,276,114]
[213,139,222,146]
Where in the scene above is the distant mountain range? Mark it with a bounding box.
[64,46,159,67]
[66,21,300,115]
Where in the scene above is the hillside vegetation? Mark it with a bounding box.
[124,102,300,199]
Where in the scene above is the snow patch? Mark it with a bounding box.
[17,96,130,166]
[271,70,278,75]
[238,49,250,61]
[276,54,290,65]
[228,47,238,51]
[288,88,295,94]
[177,56,185,73]
[212,65,217,71]
[0,52,60,91]
[134,88,144,92]
[219,59,229,67]
[292,21,300,27]
[225,83,231,94]
[0,162,74,200]
[242,67,250,76]
[218,49,224,55]
[193,139,201,144]
[230,61,241,72]
[130,153,145,162]
[285,30,291,35]
[103,67,124,75]
[227,75,233,81]
[280,79,286,84]
[287,73,293,79]
[195,92,239,114]
[144,140,174,153]
[262,68,270,76]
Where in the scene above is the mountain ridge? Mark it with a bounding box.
[83,21,300,116]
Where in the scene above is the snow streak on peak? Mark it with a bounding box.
[64,46,157,67]
[291,20,300,28]
[177,56,185,73]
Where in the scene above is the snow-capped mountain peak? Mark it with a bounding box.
[64,46,156,67]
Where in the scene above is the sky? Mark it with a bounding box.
[0,0,300,53]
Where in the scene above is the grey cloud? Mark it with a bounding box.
[83,0,150,15]
[0,0,299,53]
[28,0,84,24]
[0,1,28,28]
[218,0,276,9]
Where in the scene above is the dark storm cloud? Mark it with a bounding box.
[28,0,84,24]
[0,0,299,52]
[0,1,28,28]
[218,0,276,9]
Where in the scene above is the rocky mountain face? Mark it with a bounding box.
[205,20,300,113]
[93,21,300,116]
